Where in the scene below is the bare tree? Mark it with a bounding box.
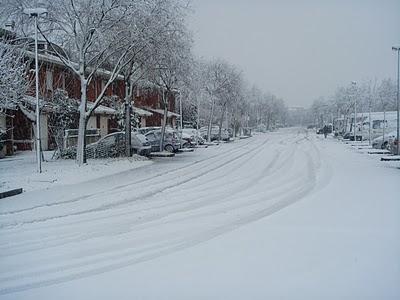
[377,78,397,141]
[0,42,29,112]
[201,59,238,142]
[6,0,147,165]
[147,5,192,151]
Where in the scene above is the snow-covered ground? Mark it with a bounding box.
[0,151,151,192]
[0,129,399,299]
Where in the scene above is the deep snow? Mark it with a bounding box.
[0,129,399,299]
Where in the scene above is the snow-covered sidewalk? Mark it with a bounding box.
[0,151,152,192]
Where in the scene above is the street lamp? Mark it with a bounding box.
[392,46,400,156]
[23,7,48,173]
[351,81,357,142]
[178,90,183,149]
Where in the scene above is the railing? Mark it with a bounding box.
[64,129,101,148]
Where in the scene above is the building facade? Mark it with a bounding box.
[1,29,179,156]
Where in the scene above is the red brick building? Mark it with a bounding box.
[1,29,179,155]
[135,88,179,128]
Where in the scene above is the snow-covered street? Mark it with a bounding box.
[0,129,399,299]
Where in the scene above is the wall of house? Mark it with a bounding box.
[134,90,177,127]
[86,115,110,137]
[99,116,108,136]
[13,110,32,150]
[27,59,126,105]
[87,116,97,131]
[140,117,146,128]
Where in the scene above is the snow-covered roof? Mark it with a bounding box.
[20,96,116,115]
[133,106,153,117]
[24,50,124,80]
[23,95,54,112]
[144,107,180,118]
[86,102,116,115]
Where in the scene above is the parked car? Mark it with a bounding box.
[131,133,152,156]
[181,128,205,145]
[145,129,181,152]
[389,137,400,155]
[372,130,397,150]
[85,132,123,158]
[199,126,230,141]
[342,132,362,141]
[86,132,151,158]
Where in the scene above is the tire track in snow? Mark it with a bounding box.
[0,133,321,295]
[0,134,295,257]
[0,137,268,229]
[0,138,257,216]
[0,140,280,257]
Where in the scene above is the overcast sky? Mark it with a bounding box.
[187,0,400,107]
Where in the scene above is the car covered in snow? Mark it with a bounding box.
[342,132,363,141]
[85,132,151,158]
[372,130,397,150]
[144,129,181,152]
[180,128,205,146]
[389,136,400,155]
[199,126,230,141]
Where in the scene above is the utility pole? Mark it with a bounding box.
[392,46,400,155]
[24,7,48,173]
[352,81,357,142]
[179,91,183,149]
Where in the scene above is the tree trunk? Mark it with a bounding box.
[207,98,215,142]
[383,109,386,143]
[76,78,87,166]
[31,122,43,163]
[125,82,131,157]
[368,102,372,145]
[218,103,226,141]
[160,90,168,152]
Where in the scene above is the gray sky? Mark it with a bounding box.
[187,0,400,107]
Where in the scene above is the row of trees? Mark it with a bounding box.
[308,78,397,129]
[179,59,288,141]
[1,0,288,164]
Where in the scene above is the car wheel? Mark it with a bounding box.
[164,144,174,153]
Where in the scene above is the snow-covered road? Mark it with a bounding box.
[0,129,399,299]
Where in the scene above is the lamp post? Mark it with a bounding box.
[178,90,183,149]
[351,81,357,142]
[392,46,400,156]
[23,7,48,173]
